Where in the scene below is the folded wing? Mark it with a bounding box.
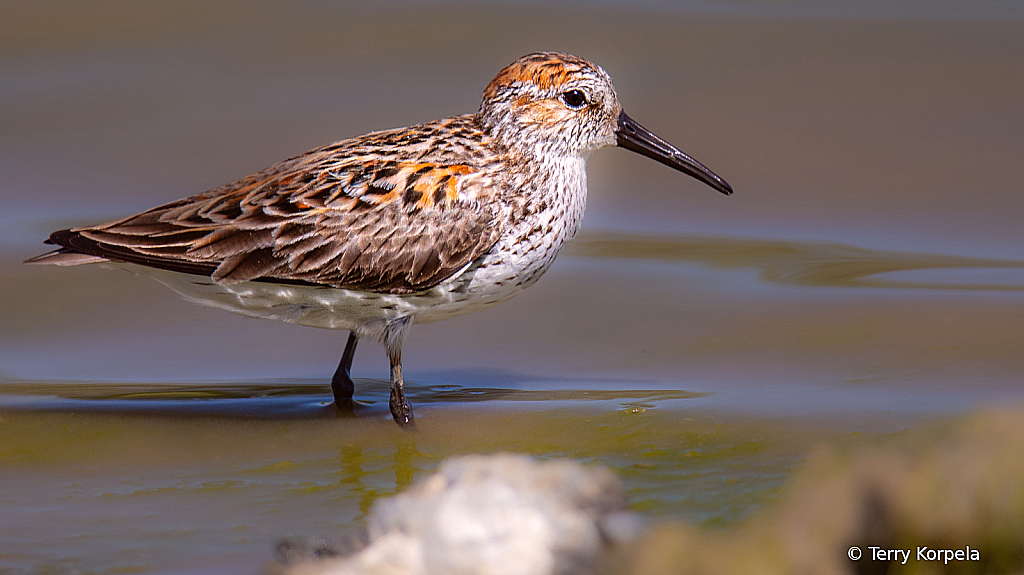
[36,149,503,295]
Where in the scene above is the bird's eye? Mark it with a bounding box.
[560,89,588,109]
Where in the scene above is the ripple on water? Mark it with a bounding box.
[566,231,1024,291]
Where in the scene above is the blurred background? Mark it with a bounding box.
[1,0,1022,573]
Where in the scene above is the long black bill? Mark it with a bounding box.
[616,111,733,195]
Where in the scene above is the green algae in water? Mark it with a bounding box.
[0,386,808,532]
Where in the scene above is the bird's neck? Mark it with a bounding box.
[475,111,581,165]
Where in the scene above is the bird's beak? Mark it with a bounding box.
[616,111,733,195]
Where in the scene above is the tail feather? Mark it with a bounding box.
[25,228,115,266]
[23,249,109,266]
[26,227,314,287]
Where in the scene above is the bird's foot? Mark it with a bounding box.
[331,372,355,407]
[389,390,415,429]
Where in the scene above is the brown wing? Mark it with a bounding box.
[44,147,505,295]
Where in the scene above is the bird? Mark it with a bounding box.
[25,52,732,427]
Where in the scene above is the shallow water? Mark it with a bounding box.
[1,384,820,573]
[2,1,1023,573]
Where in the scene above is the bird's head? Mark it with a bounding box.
[477,52,732,195]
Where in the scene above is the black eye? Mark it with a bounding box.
[560,89,587,109]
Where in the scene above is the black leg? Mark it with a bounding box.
[331,331,359,407]
[388,352,414,428]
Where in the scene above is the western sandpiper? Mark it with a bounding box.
[26,52,732,426]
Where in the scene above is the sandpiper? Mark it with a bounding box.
[26,52,732,426]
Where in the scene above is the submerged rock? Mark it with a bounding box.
[274,453,641,575]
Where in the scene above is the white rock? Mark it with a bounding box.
[282,454,637,575]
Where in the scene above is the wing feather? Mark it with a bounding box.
[43,118,506,294]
